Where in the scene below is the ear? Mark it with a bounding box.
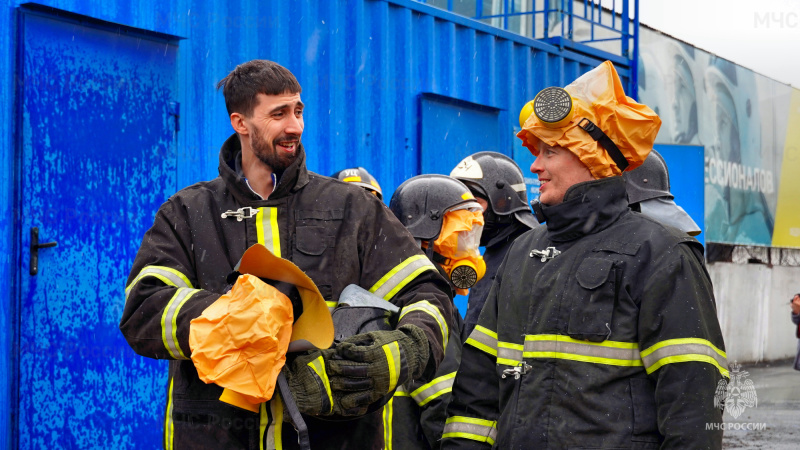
[230,112,249,136]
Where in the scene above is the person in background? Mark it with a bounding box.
[792,293,800,371]
[450,151,539,336]
[331,166,384,200]
[121,59,453,450]
[387,174,486,449]
[624,148,701,236]
[443,61,727,449]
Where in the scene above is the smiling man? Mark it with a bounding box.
[443,61,728,449]
[121,60,453,449]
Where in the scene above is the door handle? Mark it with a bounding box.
[30,227,57,276]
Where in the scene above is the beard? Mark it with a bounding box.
[251,128,300,172]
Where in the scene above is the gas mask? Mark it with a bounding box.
[432,207,487,296]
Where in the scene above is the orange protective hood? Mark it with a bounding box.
[517,60,661,179]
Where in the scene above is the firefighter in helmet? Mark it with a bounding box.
[331,166,383,200]
[386,174,486,449]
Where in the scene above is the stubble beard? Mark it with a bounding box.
[252,128,299,172]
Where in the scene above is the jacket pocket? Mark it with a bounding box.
[629,378,661,444]
[293,223,336,300]
[566,257,617,342]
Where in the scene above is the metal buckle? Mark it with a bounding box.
[501,362,532,380]
[221,207,260,222]
[529,246,561,262]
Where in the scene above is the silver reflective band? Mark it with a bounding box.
[410,372,456,406]
[126,266,193,300]
[371,256,437,300]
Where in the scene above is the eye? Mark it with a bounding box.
[272,111,285,118]
[295,109,303,117]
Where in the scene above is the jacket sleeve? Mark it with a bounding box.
[638,241,727,449]
[441,266,504,449]
[119,199,221,360]
[354,196,455,373]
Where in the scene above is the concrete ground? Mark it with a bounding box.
[722,359,800,449]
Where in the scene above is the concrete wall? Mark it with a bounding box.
[709,262,800,364]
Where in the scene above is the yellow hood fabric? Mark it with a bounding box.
[433,209,485,259]
[517,60,661,179]
[189,274,294,411]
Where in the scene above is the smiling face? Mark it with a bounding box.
[530,141,595,206]
[239,92,304,172]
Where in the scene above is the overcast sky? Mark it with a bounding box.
[636,0,800,88]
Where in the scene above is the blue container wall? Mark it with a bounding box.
[1,0,628,447]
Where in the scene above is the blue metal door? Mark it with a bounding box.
[16,11,178,448]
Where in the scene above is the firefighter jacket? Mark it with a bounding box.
[442,177,728,450]
[464,221,533,337]
[120,134,454,450]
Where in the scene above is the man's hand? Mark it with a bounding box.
[791,294,800,315]
[284,325,430,417]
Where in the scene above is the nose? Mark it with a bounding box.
[286,113,303,136]
[530,156,543,174]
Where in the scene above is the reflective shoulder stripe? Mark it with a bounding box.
[369,255,437,300]
[164,376,175,450]
[307,356,334,414]
[256,207,281,258]
[410,371,456,407]
[399,300,449,350]
[641,338,729,377]
[125,265,193,300]
[520,334,642,367]
[465,325,498,357]
[383,396,395,450]
[160,287,200,359]
[443,416,498,445]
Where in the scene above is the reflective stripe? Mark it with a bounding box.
[164,377,175,450]
[382,397,394,450]
[369,255,437,300]
[308,356,334,414]
[510,182,526,192]
[490,334,642,367]
[410,372,456,407]
[465,325,498,357]
[265,394,283,449]
[256,207,281,257]
[393,385,411,397]
[641,338,729,377]
[259,402,268,450]
[326,301,338,312]
[399,300,449,349]
[443,416,497,445]
[383,341,402,392]
[160,288,200,359]
[125,265,193,300]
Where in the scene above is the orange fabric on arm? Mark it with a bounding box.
[189,274,294,409]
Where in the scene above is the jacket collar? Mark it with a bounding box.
[532,176,629,243]
[218,133,310,205]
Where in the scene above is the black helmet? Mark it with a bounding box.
[450,152,537,228]
[331,167,383,200]
[389,175,480,241]
[623,149,673,204]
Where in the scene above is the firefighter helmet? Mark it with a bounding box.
[331,167,383,200]
[389,175,480,241]
[623,149,673,204]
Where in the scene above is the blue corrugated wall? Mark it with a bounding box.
[0,0,629,447]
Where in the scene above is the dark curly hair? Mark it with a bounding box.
[216,60,301,117]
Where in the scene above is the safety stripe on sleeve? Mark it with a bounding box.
[256,207,281,258]
[265,393,284,450]
[410,372,456,407]
[382,396,394,450]
[399,300,449,350]
[160,287,201,359]
[164,376,175,450]
[383,341,402,392]
[641,338,729,377]
[125,265,193,300]
[369,255,437,300]
[307,356,334,413]
[442,416,497,445]
[465,325,498,357]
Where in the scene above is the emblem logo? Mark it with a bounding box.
[714,361,757,419]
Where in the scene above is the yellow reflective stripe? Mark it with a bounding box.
[164,377,175,450]
[465,325,498,357]
[519,334,642,367]
[326,301,338,312]
[383,397,394,450]
[393,385,411,397]
[383,342,402,392]
[399,300,449,349]
[160,288,200,359]
[266,394,283,449]
[443,416,497,445]
[369,255,437,300]
[259,402,268,450]
[343,176,362,182]
[497,341,524,366]
[308,356,334,413]
[641,338,729,377]
[410,372,456,406]
[256,207,281,257]
[125,265,193,299]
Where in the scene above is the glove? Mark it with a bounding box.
[284,324,430,417]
